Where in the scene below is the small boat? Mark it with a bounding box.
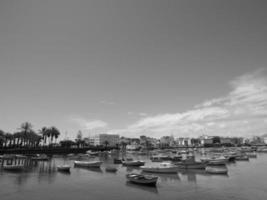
[141,162,178,174]
[201,155,228,165]
[105,166,118,172]
[57,165,71,172]
[3,164,24,171]
[122,159,145,167]
[126,173,158,186]
[74,161,102,168]
[205,166,228,174]
[86,150,99,156]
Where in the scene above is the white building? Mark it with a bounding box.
[92,134,120,146]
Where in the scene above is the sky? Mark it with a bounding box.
[0,0,267,139]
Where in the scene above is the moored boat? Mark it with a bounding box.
[126,173,158,186]
[122,160,145,167]
[57,165,71,172]
[74,161,102,168]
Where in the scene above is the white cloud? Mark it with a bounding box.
[70,117,108,130]
[115,69,267,138]
[99,100,115,105]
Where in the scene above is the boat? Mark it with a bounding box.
[74,161,102,168]
[126,173,158,186]
[86,150,99,156]
[175,156,205,169]
[201,155,228,165]
[205,166,228,174]
[57,165,71,172]
[3,164,24,171]
[122,159,145,167]
[140,162,178,173]
[105,166,118,172]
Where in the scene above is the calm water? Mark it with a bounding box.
[1,152,267,200]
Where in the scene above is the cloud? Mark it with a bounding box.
[100,100,115,105]
[70,117,108,130]
[115,69,267,138]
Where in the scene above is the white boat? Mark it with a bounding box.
[3,164,24,171]
[201,156,228,165]
[74,161,102,168]
[122,159,145,167]
[86,150,99,156]
[126,173,158,186]
[205,166,228,174]
[141,162,178,173]
[57,165,71,172]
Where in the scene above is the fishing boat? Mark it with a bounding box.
[3,164,24,171]
[122,159,145,167]
[74,161,102,168]
[140,162,178,173]
[205,166,228,174]
[126,173,158,186]
[57,165,71,172]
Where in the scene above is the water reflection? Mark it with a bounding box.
[125,181,159,194]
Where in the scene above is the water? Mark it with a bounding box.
[1,152,267,200]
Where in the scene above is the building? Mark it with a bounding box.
[160,136,175,147]
[199,135,213,146]
[92,134,120,146]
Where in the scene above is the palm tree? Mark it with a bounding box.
[0,130,5,148]
[19,122,33,147]
[39,127,48,146]
[49,126,60,145]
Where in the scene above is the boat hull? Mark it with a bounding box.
[74,161,102,168]
[126,174,158,186]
